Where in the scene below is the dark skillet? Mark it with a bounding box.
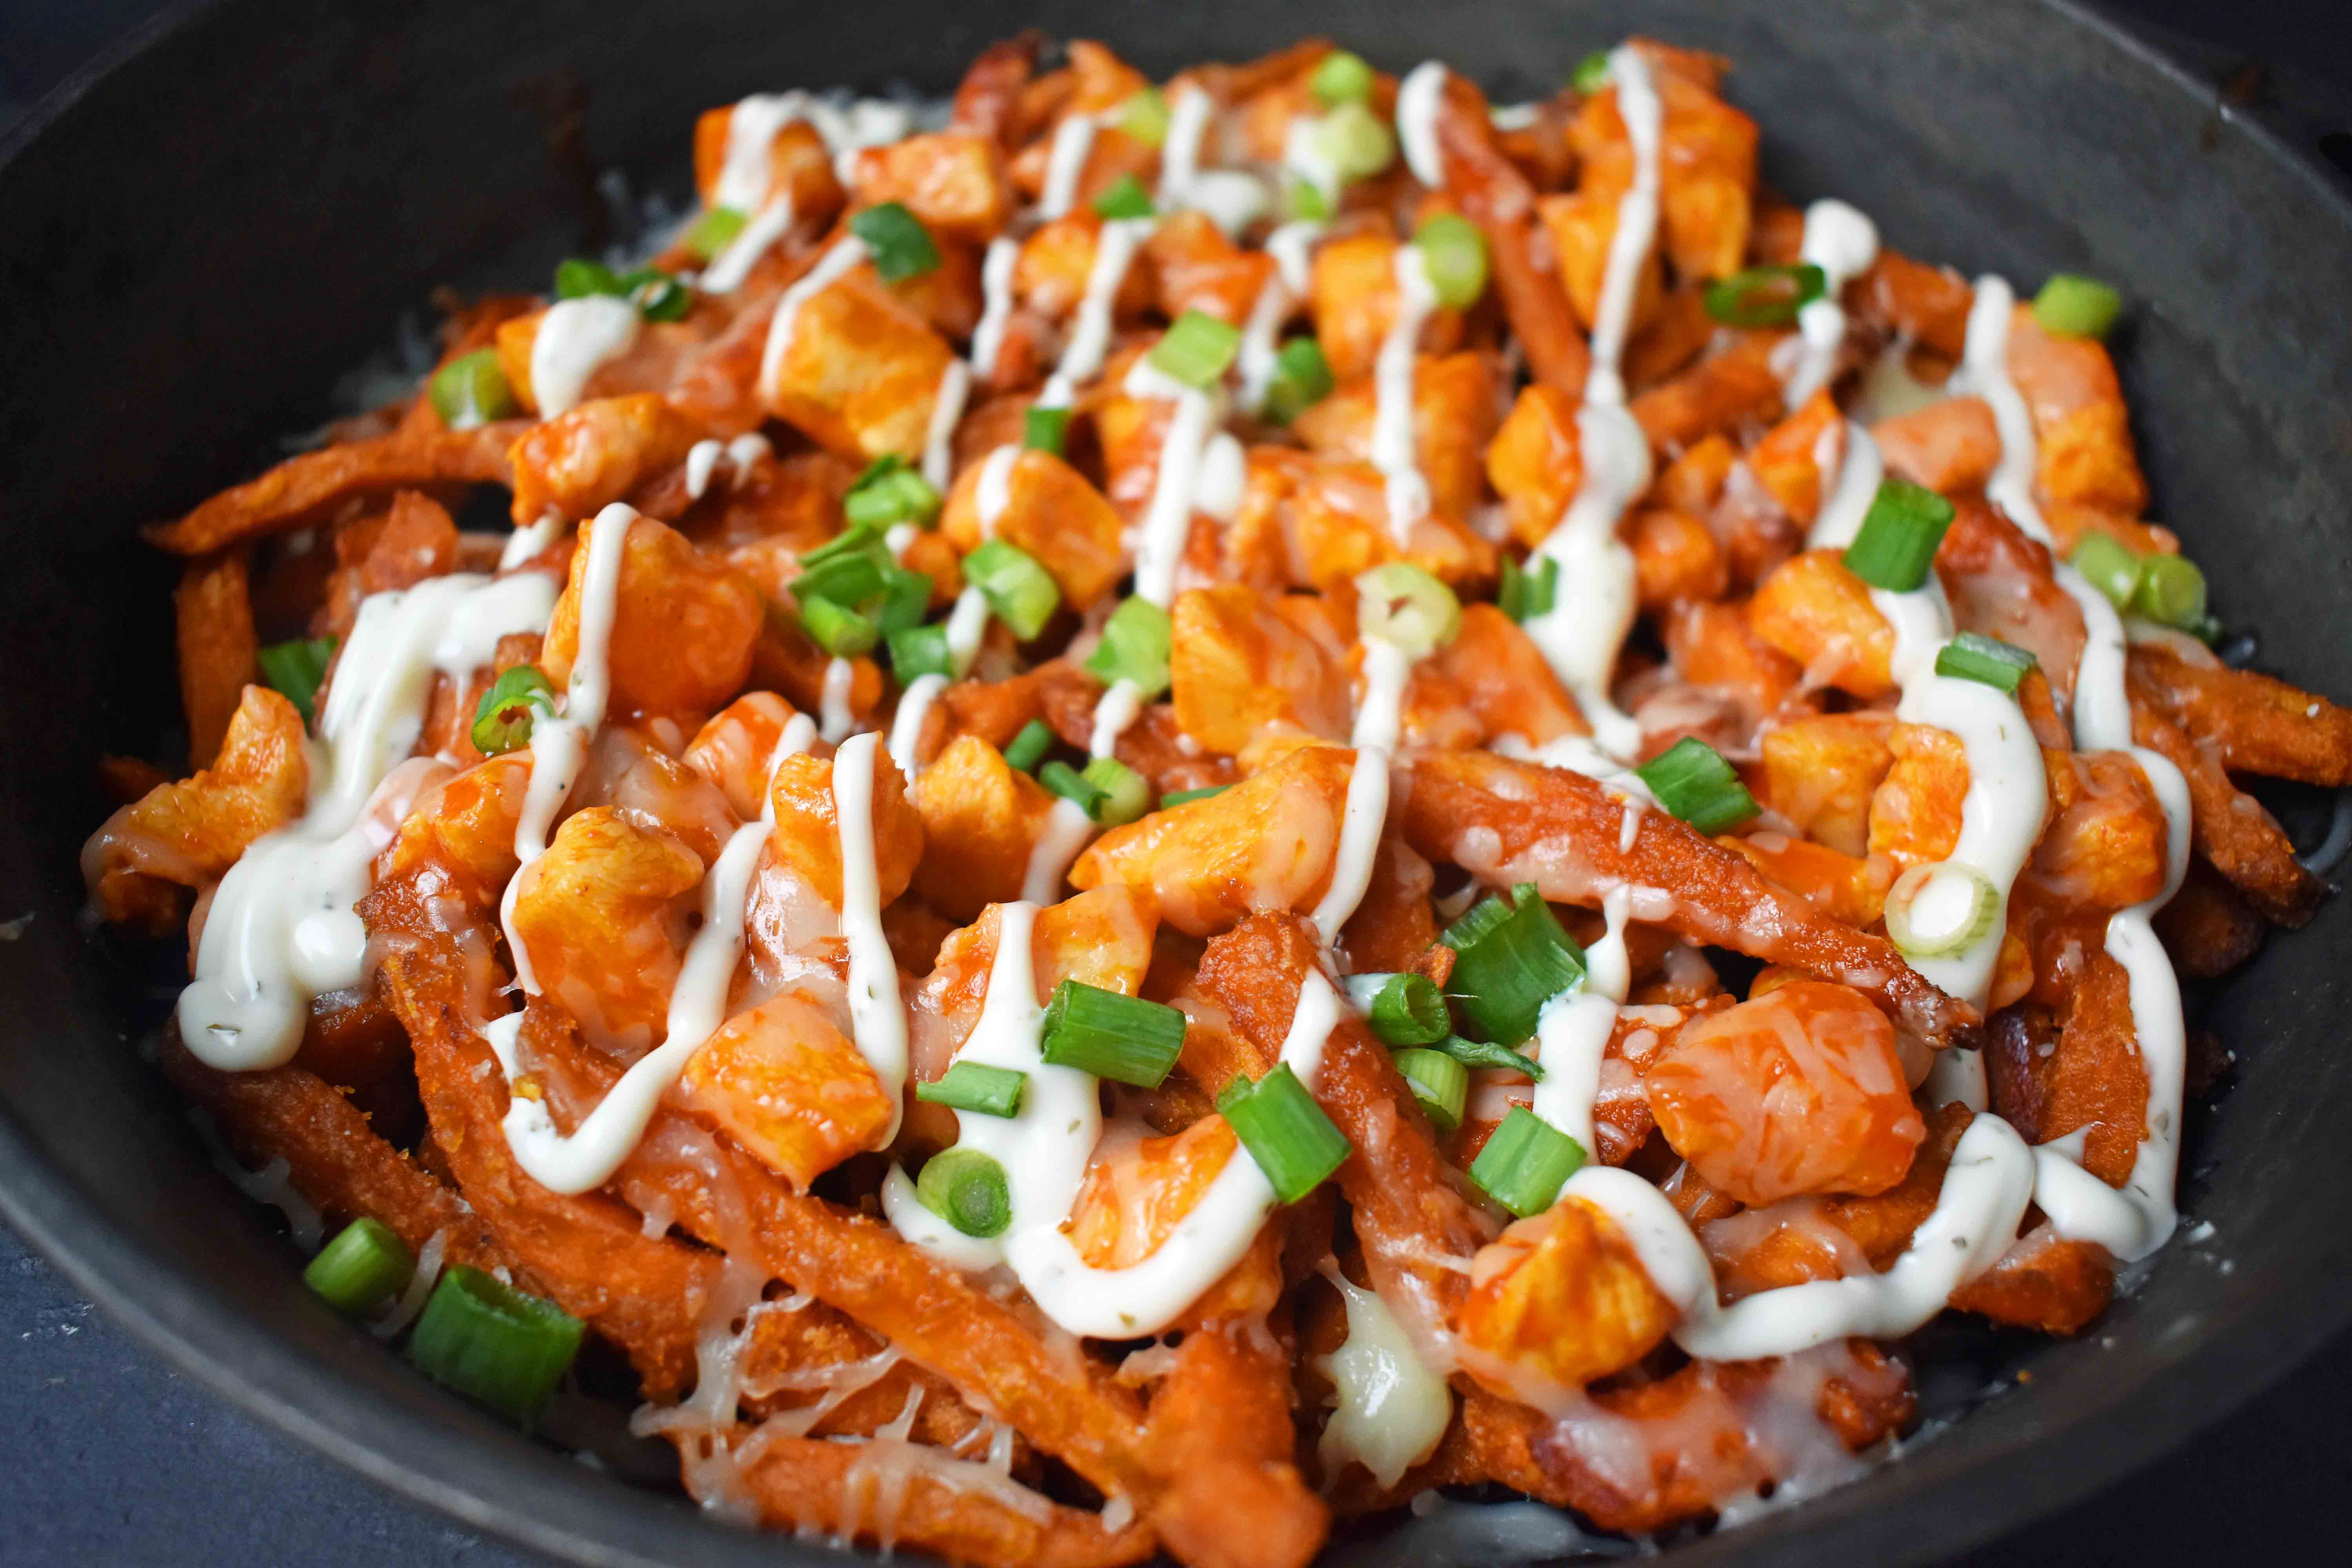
[2,0,2349,1563]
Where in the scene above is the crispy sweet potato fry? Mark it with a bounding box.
[2129,691,2322,926]
[2129,644,2352,788]
[175,550,259,769]
[147,423,526,555]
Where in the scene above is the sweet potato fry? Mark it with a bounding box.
[2128,644,2352,788]
[2129,691,2322,926]
[147,423,525,555]
[175,550,259,768]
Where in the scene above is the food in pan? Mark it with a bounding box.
[80,29,2350,1563]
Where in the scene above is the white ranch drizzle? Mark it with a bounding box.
[684,433,773,501]
[967,236,1021,381]
[698,194,797,294]
[922,360,971,491]
[888,674,949,776]
[1237,220,1326,412]
[1778,200,1880,408]
[501,511,567,570]
[1393,63,1450,190]
[832,731,912,1122]
[702,92,916,290]
[1038,216,1154,410]
[818,655,858,743]
[531,296,641,419]
[1311,639,1414,945]
[757,235,871,401]
[1527,887,1633,1155]
[1371,245,1441,541]
[1038,112,1102,220]
[1125,356,1223,606]
[974,445,1020,537]
[178,570,557,1069]
[1514,47,1663,760]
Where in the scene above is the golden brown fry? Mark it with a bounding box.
[171,550,260,771]
[2129,644,2352,788]
[1397,749,1978,1045]
[949,32,1045,151]
[145,424,525,555]
[2129,690,2323,926]
[1143,1322,1327,1568]
[2152,858,2267,979]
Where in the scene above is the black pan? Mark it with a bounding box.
[3,1,2348,1563]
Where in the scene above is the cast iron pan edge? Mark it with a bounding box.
[1,2,2348,1564]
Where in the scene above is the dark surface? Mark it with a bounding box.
[3,2,2351,1566]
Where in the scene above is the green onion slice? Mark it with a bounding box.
[554,257,623,299]
[1414,214,1490,311]
[1343,971,1452,1046]
[793,546,889,610]
[1934,632,2038,694]
[1083,596,1174,699]
[2130,553,2208,631]
[2067,530,2143,610]
[1311,49,1377,107]
[1003,718,1056,775]
[1093,172,1156,220]
[1285,177,1335,222]
[619,266,691,322]
[1355,562,1462,659]
[844,454,943,529]
[2033,273,2122,340]
[1437,1034,1544,1078]
[1499,554,1560,623]
[963,539,1062,640]
[427,350,517,430]
[1884,861,2000,959]
[470,664,557,756]
[1024,404,1071,456]
[1468,1106,1586,1218]
[303,1217,413,1316]
[406,1265,584,1427]
[1149,309,1244,390]
[1260,336,1334,424]
[1158,784,1230,807]
[915,1061,1027,1118]
[877,566,934,635]
[1082,757,1152,826]
[1702,263,1828,329]
[1038,759,1103,813]
[849,201,942,283]
[800,594,879,657]
[1216,1063,1352,1204]
[257,635,336,728]
[1117,87,1171,148]
[1394,1048,1468,1134]
[1439,883,1586,1047]
[682,205,748,262]
[887,622,955,680]
[1040,980,1188,1087]
[1635,736,1760,835]
[1842,476,1956,592]
[917,1148,1012,1237]
[1313,100,1397,184]
[1572,49,1614,94]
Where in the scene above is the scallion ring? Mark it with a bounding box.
[917,1148,1013,1237]
[1354,562,1463,659]
[1702,262,1828,329]
[1884,861,2000,960]
[470,664,557,756]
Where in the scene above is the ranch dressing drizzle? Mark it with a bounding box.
[1237,221,1327,412]
[1514,47,1661,760]
[1778,200,1880,408]
[1312,637,1414,945]
[684,434,773,501]
[1371,245,1441,541]
[967,236,1022,382]
[922,360,971,491]
[1125,356,1224,607]
[1038,112,1102,220]
[178,571,558,1070]
[818,655,858,743]
[1037,217,1155,410]
[1527,887,1632,1155]
[531,296,641,419]
[833,732,912,1126]
[757,236,871,401]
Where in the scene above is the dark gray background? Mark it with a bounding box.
[3,2,2349,1563]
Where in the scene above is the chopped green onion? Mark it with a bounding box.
[1216,1063,1352,1203]
[1437,1034,1543,1078]
[2131,553,2208,631]
[1093,172,1156,220]
[1703,263,1829,329]
[915,1061,1027,1118]
[1084,596,1174,698]
[257,636,336,728]
[682,205,748,262]
[407,1265,583,1427]
[1355,562,1463,659]
[849,201,941,283]
[1635,736,1759,835]
[844,454,943,529]
[1572,49,1614,94]
[1414,214,1490,311]
[427,350,517,429]
[1394,1049,1468,1135]
[964,539,1061,640]
[1468,1106,1586,1218]
[800,594,878,657]
[303,1217,413,1316]
[1499,554,1559,623]
[1439,883,1586,1046]
[1934,632,2037,694]
[887,622,955,680]
[1344,971,1451,1047]
[470,664,557,756]
[793,546,889,610]
[1159,784,1230,807]
[2033,273,2122,340]
[917,1148,1012,1237]
[1024,404,1071,456]
[876,566,934,634]
[1884,861,2000,960]
[554,257,622,299]
[619,266,691,322]
[1311,49,1377,107]
[1117,87,1171,148]
[1003,718,1056,774]
[1081,757,1151,826]
[1149,309,1243,390]
[1260,336,1334,424]
[801,517,889,567]
[1285,176,1335,222]
[1314,100,1397,185]
[1039,759,1106,813]
[1040,980,1188,1087]
[2067,530,2143,610]
[1842,477,1956,592]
